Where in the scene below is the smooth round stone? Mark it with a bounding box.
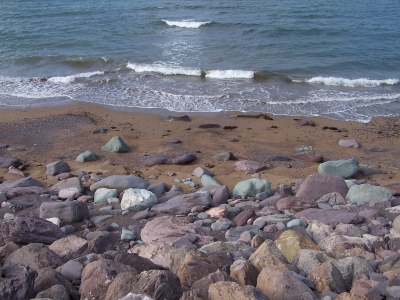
[86,231,105,241]
[99,205,113,211]
[287,219,307,228]
[107,197,120,204]
[121,229,136,241]
[89,215,113,223]
[211,220,231,231]
[60,225,76,235]
[202,219,214,225]
[194,220,203,226]
[110,222,120,229]
[197,212,210,219]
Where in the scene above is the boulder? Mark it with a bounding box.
[90,175,150,193]
[346,184,393,203]
[295,208,362,226]
[296,174,348,200]
[34,267,77,297]
[318,158,359,178]
[56,260,84,281]
[101,136,130,152]
[208,281,268,300]
[230,258,260,286]
[233,178,272,198]
[36,284,70,300]
[105,270,182,300]
[308,261,348,293]
[80,259,137,300]
[234,160,266,173]
[141,216,214,246]
[0,216,65,245]
[0,156,22,168]
[114,252,161,273]
[39,201,90,223]
[256,267,317,300]
[49,235,88,261]
[121,188,158,211]
[177,250,233,288]
[50,177,84,194]
[46,161,71,176]
[5,243,63,273]
[191,270,231,299]
[151,193,212,215]
[76,150,98,162]
[275,230,321,262]
[0,264,36,300]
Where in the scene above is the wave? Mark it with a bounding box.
[161,19,212,28]
[127,63,202,76]
[48,71,104,83]
[205,70,254,79]
[304,77,399,87]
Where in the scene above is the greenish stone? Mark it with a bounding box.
[233,178,272,198]
[201,174,222,187]
[101,136,130,153]
[345,184,393,203]
[318,158,359,178]
[76,150,98,162]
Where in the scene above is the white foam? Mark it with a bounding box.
[127,63,202,76]
[162,19,211,28]
[48,71,104,83]
[205,70,254,79]
[306,77,399,87]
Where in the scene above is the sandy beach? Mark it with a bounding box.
[1,102,400,191]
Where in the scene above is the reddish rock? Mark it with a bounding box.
[234,160,266,173]
[382,182,400,196]
[209,281,268,300]
[350,279,381,300]
[296,173,349,200]
[142,154,196,167]
[233,210,257,227]
[34,267,78,298]
[291,151,323,163]
[308,261,348,293]
[191,270,231,299]
[49,235,88,261]
[1,186,48,199]
[114,252,161,273]
[276,196,317,212]
[295,208,362,226]
[152,193,212,215]
[230,259,260,286]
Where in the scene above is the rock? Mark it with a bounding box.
[147,182,166,197]
[382,182,400,196]
[291,151,323,163]
[308,261,348,293]
[0,176,43,189]
[318,158,359,178]
[105,270,182,300]
[94,187,118,203]
[34,267,77,297]
[5,243,63,273]
[191,270,231,299]
[121,229,136,241]
[90,175,150,193]
[0,186,47,199]
[58,187,82,199]
[225,225,261,242]
[317,192,347,205]
[49,235,88,261]
[213,152,234,161]
[339,139,360,148]
[76,150,98,162]
[151,193,212,215]
[266,155,292,162]
[177,250,233,288]
[36,284,71,300]
[350,279,381,300]
[346,184,392,203]
[101,136,130,152]
[39,201,90,223]
[0,242,20,264]
[276,196,317,212]
[56,260,84,281]
[276,230,321,262]
[141,216,214,246]
[233,210,257,227]
[46,161,71,176]
[0,264,36,300]
[211,220,232,231]
[295,208,362,226]
[120,188,157,211]
[230,258,260,286]
[50,177,84,194]
[142,154,196,167]
[199,241,252,257]
[358,167,387,176]
[0,156,22,168]
[212,185,230,206]
[208,281,268,300]
[287,219,307,228]
[113,252,161,273]
[164,138,182,144]
[234,160,266,173]
[233,178,272,198]
[129,242,189,273]
[80,259,137,300]
[256,267,317,300]
[332,256,373,288]
[296,174,349,200]
[193,167,213,178]
[201,174,222,187]
[0,216,65,245]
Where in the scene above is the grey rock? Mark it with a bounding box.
[46,161,70,176]
[143,154,197,167]
[193,167,213,178]
[121,229,136,241]
[346,184,393,203]
[90,175,150,193]
[152,193,212,215]
[147,182,166,197]
[36,284,70,300]
[213,152,234,161]
[318,158,359,178]
[40,201,90,223]
[101,136,130,153]
[211,220,232,231]
[121,188,158,211]
[0,176,43,189]
[225,225,261,242]
[287,219,307,228]
[76,150,98,162]
[339,139,361,148]
[213,185,230,206]
[89,215,113,223]
[233,178,272,198]
[94,188,118,203]
[234,160,266,173]
[0,157,22,168]
[50,177,84,194]
[201,174,222,187]
[358,167,387,176]
[0,264,36,300]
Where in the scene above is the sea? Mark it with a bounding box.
[1,0,400,122]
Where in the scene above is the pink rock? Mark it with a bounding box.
[296,173,348,201]
[291,151,323,163]
[295,208,362,226]
[276,196,317,212]
[234,160,266,173]
[339,139,361,148]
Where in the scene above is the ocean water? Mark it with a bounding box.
[1,0,400,122]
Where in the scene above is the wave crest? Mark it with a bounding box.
[127,63,202,76]
[206,70,254,79]
[162,19,211,28]
[306,77,399,87]
[48,71,104,83]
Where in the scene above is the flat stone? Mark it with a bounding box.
[89,215,113,223]
[346,184,393,203]
[339,139,361,148]
[291,151,323,163]
[318,158,359,178]
[213,152,234,161]
[295,208,362,226]
[142,153,196,167]
[234,160,266,173]
[151,193,212,215]
[90,175,150,193]
[0,156,22,168]
[225,225,260,242]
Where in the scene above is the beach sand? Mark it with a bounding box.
[1,101,400,192]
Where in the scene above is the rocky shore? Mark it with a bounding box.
[1,102,400,300]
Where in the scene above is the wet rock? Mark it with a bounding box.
[101,136,130,152]
[40,201,90,223]
[0,216,65,245]
[46,160,71,176]
[318,158,359,178]
[296,174,349,201]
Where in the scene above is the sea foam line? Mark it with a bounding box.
[305,77,399,87]
[127,63,201,76]
[206,70,254,79]
[48,71,104,84]
[162,19,211,28]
